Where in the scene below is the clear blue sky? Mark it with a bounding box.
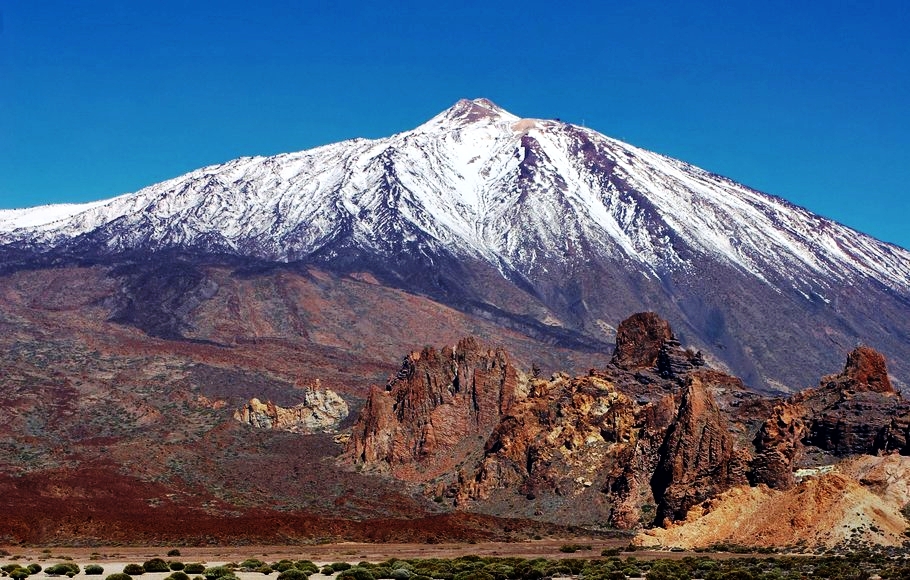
[1,1,908,248]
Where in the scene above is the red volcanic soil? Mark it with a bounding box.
[0,466,601,546]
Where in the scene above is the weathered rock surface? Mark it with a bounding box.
[751,345,907,489]
[611,312,673,369]
[344,337,525,482]
[651,373,750,524]
[234,382,349,433]
[456,373,640,520]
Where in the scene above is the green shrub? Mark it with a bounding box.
[184,565,206,575]
[273,563,296,573]
[296,563,320,575]
[337,569,375,580]
[322,568,335,576]
[86,566,105,576]
[277,571,310,580]
[452,573,493,580]
[124,565,145,576]
[170,563,186,572]
[390,571,411,580]
[331,565,353,573]
[257,566,274,575]
[145,560,171,573]
[10,570,29,580]
[26,565,41,575]
[242,561,266,571]
[203,567,234,580]
[168,551,182,558]
[107,575,133,580]
[47,565,80,576]
[165,573,190,580]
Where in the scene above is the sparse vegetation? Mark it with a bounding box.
[276,570,309,580]
[144,559,171,573]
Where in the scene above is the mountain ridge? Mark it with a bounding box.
[2,98,909,391]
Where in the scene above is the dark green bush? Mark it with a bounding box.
[107,575,133,580]
[203,567,234,580]
[322,568,335,576]
[331,565,353,573]
[168,551,182,558]
[144,560,171,573]
[123,565,145,576]
[47,564,80,576]
[337,568,375,580]
[296,563,320,575]
[257,566,274,575]
[184,565,206,575]
[86,566,105,576]
[241,561,266,571]
[273,563,296,573]
[452,573,493,580]
[170,563,186,571]
[165,573,190,580]
[9,570,28,580]
[277,570,310,580]
[390,570,411,580]
[26,565,41,575]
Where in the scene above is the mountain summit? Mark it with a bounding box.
[2,98,909,390]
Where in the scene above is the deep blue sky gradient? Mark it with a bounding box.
[1,1,908,248]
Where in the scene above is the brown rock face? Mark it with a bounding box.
[458,374,638,513]
[751,346,906,489]
[839,346,894,394]
[612,312,674,369]
[345,337,524,482]
[750,400,806,489]
[651,374,749,523]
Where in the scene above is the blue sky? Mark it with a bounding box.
[1,1,908,248]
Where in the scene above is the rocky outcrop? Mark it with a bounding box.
[612,312,673,369]
[345,337,525,482]
[234,382,349,433]
[612,312,704,381]
[457,373,638,507]
[750,400,806,489]
[651,373,749,523]
[751,346,907,489]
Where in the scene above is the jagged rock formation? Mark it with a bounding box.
[651,373,750,524]
[751,345,907,489]
[454,372,641,523]
[346,313,761,529]
[612,312,674,369]
[612,312,703,381]
[234,382,349,433]
[344,337,525,481]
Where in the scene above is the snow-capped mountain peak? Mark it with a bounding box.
[2,98,909,301]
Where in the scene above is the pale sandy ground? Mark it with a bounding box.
[0,540,631,575]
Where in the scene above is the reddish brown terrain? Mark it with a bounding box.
[2,265,909,549]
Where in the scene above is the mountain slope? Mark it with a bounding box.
[2,98,909,390]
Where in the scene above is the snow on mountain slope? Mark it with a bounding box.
[3,98,907,301]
